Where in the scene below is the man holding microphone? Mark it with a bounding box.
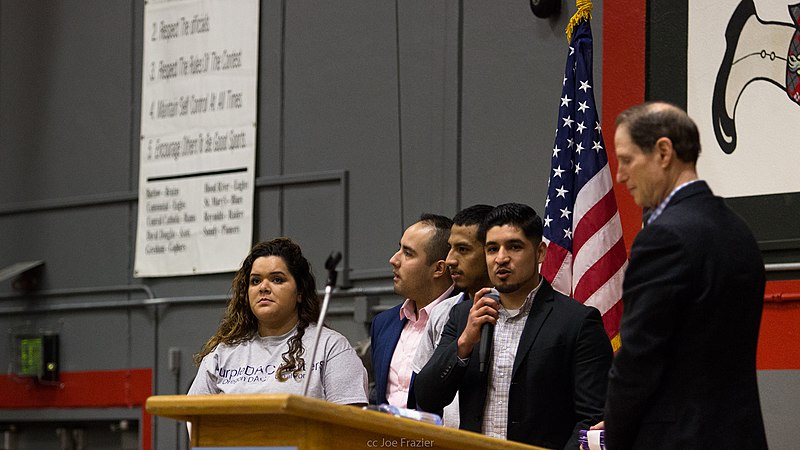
[415,203,611,449]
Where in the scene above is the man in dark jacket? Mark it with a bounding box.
[415,203,611,449]
[599,102,767,449]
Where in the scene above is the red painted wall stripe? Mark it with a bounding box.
[759,280,800,370]
[602,0,646,255]
[0,368,152,450]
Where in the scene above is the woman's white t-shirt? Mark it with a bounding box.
[188,324,368,405]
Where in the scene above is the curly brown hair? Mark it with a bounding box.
[193,237,321,382]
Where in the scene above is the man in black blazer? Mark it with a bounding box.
[599,102,767,449]
[415,203,612,449]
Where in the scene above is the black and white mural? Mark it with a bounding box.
[689,0,800,197]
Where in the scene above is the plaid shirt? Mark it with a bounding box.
[482,280,541,439]
[646,179,700,225]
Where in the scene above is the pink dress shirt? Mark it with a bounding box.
[386,285,455,407]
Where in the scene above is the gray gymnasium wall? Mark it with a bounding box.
[0,1,597,448]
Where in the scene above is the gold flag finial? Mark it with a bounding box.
[566,0,593,42]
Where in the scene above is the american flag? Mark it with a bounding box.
[540,19,627,349]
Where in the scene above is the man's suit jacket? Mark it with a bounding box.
[370,304,412,406]
[415,279,611,450]
[604,181,767,449]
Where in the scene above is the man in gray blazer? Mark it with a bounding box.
[599,102,767,449]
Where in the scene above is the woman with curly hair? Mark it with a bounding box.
[188,237,368,405]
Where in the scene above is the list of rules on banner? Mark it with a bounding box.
[135,0,259,277]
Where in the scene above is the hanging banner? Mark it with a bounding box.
[134,0,259,277]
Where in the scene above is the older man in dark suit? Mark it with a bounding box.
[598,102,768,449]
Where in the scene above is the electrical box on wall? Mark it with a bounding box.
[15,334,59,383]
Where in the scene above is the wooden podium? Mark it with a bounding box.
[146,394,545,449]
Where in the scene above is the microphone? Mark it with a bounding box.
[302,251,342,397]
[479,289,500,373]
[324,251,343,287]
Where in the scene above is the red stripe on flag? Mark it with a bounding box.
[573,189,619,256]
[541,241,569,284]
[602,298,624,339]
[574,237,627,301]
